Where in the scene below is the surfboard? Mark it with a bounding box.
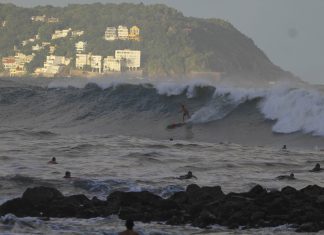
[166,122,186,129]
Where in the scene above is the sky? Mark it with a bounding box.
[1,0,324,84]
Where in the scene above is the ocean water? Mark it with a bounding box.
[0,77,323,234]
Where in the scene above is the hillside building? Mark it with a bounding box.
[104,27,117,41]
[21,40,29,46]
[75,41,87,53]
[31,15,46,22]
[115,49,141,70]
[72,30,84,37]
[47,17,59,23]
[103,56,122,72]
[49,45,56,54]
[36,55,70,77]
[90,55,102,73]
[129,26,140,41]
[117,25,129,40]
[2,53,34,76]
[32,44,43,51]
[52,28,72,40]
[75,54,90,70]
[2,57,16,70]
[41,42,51,47]
[76,54,102,73]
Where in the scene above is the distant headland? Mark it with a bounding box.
[0,3,294,81]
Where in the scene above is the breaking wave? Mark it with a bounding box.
[1,78,324,140]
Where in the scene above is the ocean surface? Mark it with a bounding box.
[0,77,324,234]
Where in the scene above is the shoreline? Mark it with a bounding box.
[1,184,324,232]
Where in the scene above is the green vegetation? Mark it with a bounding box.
[0,3,286,78]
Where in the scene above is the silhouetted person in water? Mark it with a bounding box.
[119,219,139,235]
[282,145,287,150]
[310,163,323,172]
[48,157,58,164]
[63,171,71,178]
[179,171,197,180]
[276,173,295,180]
[180,104,190,123]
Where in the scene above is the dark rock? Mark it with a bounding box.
[296,222,319,232]
[192,209,217,228]
[250,211,265,222]
[22,186,63,204]
[247,185,267,197]
[281,186,297,195]
[301,185,324,197]
[0,198,37,217]
[3,184,324,232]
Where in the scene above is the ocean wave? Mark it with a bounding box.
[1,78,324,138]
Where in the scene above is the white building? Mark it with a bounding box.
[31,15,46,22]
[32,44,43,51]
[104,27,117,41]
[90,55,102,73]
[75,54,90,70]
[39,55,70,76]
[103,56,121,72]
[44,55,70,67]
[52,28,72,40]
[117,25,129,40]
[42,42,51,47]
[47,17,59,23]
[49,45,56,54]
[75,54,102,73]
[21,40,29,46]
[75,41,87,53]
[72,30,84,37]
[2,53,34,76]
[15,53,34,64]
[115,49,141,70]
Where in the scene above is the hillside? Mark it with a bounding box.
[0,3,293,79]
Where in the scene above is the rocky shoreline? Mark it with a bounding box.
[1,184,324,232]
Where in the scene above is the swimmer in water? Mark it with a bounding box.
[178,171,197,180]
[276,173,295,180]
[310,163,323,172]
[48,157,58,164]
[118,219,139,235]
[63,171,71,178]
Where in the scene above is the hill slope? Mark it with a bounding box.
[0,3,294,80]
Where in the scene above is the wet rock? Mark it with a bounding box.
[22,186,63,204]
[301,185,324,197]
[2,184,324,232]
[247,184,267,198]
[296,222,319,232]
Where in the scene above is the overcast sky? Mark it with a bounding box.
[1,0,324,84]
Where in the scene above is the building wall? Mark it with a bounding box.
[90,55,102,73]
[105,27,117,41]
[129,26,140,41]
[103,56,121,72]
[75,41,87,53]
[117,26,129,40]
[115,50,141,69]
[76,54,90,69]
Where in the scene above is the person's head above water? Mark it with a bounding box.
[290,173,294,178]
[187,171,192,176]
[315,163,321,168]
[64,171,71,178]
[282,145,287,149]
[52,157,56,162]
[125,219,134,230]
